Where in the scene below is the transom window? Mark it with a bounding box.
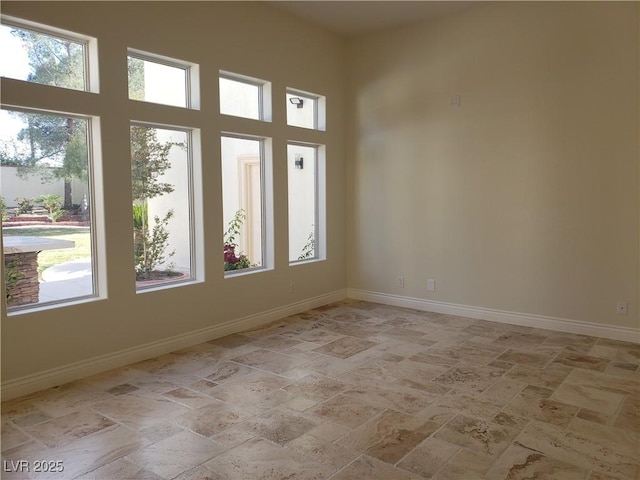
[286,88,326,131]
[219,71,271,121]
[0,18,96,92]
[128,50,198,109]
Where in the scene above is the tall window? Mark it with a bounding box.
[1,109,98,309]
[221,135,267,273]
[288,143,324,263]
[131,124,194,289]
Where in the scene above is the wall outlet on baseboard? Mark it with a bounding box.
[427,279,435,291]
[397,276,404,288]
[616,301,628,315]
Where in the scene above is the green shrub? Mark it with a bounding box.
[223,209,252,271]
[35,194,64,222]
[15,197,34,214]
[298,230,316,260]
[0,196,8,221]
[5,259,24,303]
[133,206,176,280]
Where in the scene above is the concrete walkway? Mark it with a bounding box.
[39,257,93,302]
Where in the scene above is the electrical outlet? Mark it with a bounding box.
[290,282,295,294]
[616,301,628,315]
[397,276,404,288]
[427,279,435,291]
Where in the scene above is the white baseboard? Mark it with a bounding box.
[4,288,636,401]
[347,288,639,343]
[1,289,347,401]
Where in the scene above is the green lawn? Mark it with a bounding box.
[3,226,91,277]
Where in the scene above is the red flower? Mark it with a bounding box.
[224,243,241,263]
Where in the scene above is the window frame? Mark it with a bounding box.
[127,48,200,110]
[219,70,272,122]
[220,132,273,277]
[286,88,326,131]
[129,121,200,292]
[287,141,326,265]
[1,15,99,93]
[2,105,105,313]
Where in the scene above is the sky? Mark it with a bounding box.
[0,26,30,80]
[0,26,31,144]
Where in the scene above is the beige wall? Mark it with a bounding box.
[1,166,88,208]
[347,2,639,329]
[1,1,347,382]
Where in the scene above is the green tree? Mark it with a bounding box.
[13,28,84,89]
[131,126,182,280]
[130,126,175,202]
[128,56,145,101]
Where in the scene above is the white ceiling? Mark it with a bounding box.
[269,1,479,36]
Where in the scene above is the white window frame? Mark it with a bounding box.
[221,133,273,277]
[219,70,272,122]
[288,141,326,265]
[2,106,106,314]
[1,15,99,93]
[127,48,200,110]
[286,88,326,131]
[130,121,202,293]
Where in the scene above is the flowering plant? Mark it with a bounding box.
[224,243,251,270]
[224,209,253,271]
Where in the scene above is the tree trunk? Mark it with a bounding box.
[64,179,72,208]
[64,117,74,208]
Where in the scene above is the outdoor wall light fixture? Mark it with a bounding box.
[289,97,304,108]
[295,154,304,169]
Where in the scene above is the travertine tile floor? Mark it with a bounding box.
[2,300,639,479]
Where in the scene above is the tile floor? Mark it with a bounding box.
[1,300,639,479]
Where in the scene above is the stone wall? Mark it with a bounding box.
[5,252,39,306]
